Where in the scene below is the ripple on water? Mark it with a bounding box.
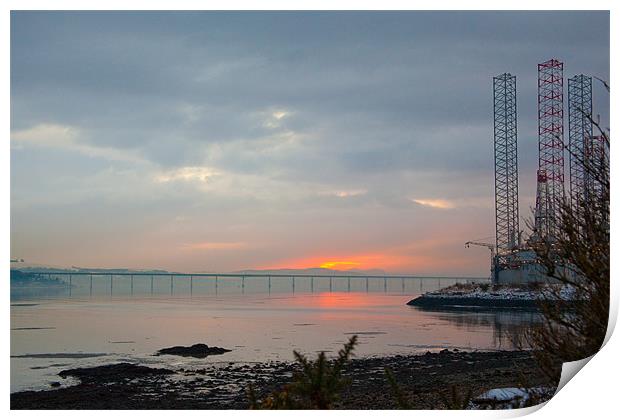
[11,353,108,359]
[11,327,56,331]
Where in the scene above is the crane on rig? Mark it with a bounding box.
[464,241,495,257]
[465,241,498,282]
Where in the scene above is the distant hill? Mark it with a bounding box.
[10,265,390,276]
[10,262,68,272]
[233,267,388,276]
[12,265,173,274]
[70,267,171,274]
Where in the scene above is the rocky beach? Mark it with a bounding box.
[11,348,558,409]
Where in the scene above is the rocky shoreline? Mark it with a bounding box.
[406,283,579,311]
[11,349,558,409]
[407,295,540,309]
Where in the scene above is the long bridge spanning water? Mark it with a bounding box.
[14,271,490,299]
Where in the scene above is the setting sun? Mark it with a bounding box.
[319,261,360,270]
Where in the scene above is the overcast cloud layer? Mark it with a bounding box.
[10,11,610,275]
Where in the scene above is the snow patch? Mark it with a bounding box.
[423,284,576,301]
[470,386,555,409]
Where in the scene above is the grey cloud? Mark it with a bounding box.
[10,11,609,273]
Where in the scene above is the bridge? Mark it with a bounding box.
[17,271,490,297]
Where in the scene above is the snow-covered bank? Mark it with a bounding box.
[469,386,555,409]
[407,283,576,309]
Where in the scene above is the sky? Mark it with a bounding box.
[10,11,610,275]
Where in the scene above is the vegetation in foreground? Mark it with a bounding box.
[248,335,358,409]
[247,337,555,410]
[522,89,610,382]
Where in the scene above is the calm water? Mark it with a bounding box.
[10,276,540,393]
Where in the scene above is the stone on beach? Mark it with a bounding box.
[59,363,174,383]
[156,343,232,358]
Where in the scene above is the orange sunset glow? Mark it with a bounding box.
[262,252,413,272]
[319,261,360,270]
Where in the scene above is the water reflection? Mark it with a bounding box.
[11,277,540,394]
[409,306,543,349]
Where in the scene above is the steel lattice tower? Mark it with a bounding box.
[568,75,593,209]
[535,59,564,239]
[534,170,550,239]
[493,73,519,252]
[584,134,608,203]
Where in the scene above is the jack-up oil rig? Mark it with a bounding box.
[467,59,607,284]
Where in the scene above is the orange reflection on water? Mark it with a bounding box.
[284,291,396,309]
